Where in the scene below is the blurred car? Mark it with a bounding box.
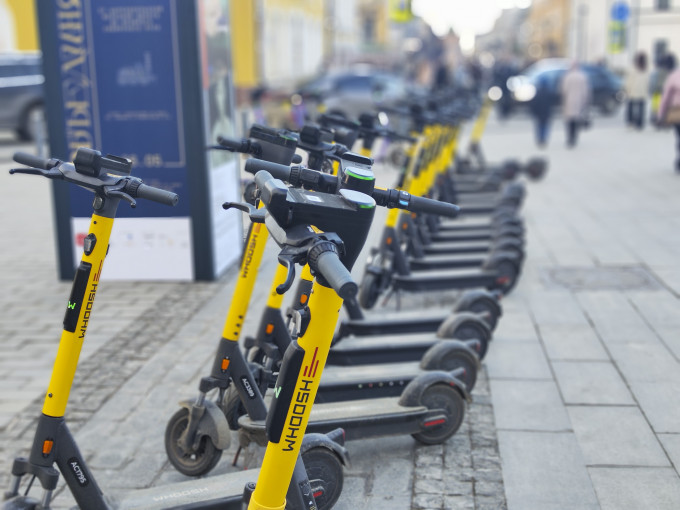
[293,67,419,122]
[0,52,46,141]
[506,58,625,115]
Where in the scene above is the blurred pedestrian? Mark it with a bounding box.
[625,51,649,129]
[649,55,672,126]
[560,61,591,148]
[658,54,680,172]
[528,74,554,147]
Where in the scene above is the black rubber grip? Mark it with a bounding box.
[217,136,250,153]
[13,152,50,169]
[245,159,291,180]
[409,194,460,218]
[135,183,179,206]
[315,250,357,301]
[381,129,417,143]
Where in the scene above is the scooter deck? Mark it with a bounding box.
[329,332,442,365]
[238,397,428,441]
[336,310,449,337]
[428,229,504,243]
[422,240,501,255]
[409,252,488,270]
[113,469,251,509]
[393,268,497,291]
[434,220,521,232]
[318,361,427,402]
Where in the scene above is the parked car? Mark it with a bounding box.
[506,58,625,115]
[0,52,46,141]
[294,67,420,122]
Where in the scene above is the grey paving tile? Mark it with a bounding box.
[577,291,659,344]
[658,434,680,476]
[485,341,552,380]
[552,361,633,405]
[650,268,680,296]
[568,406,668,466]
[526,291,590,327]
[607,342,680,384]
[492,307,538,342]
[630,381,680,434]
[629,292,680,328]
[538,323,610,361]
[589,467,680,510]
[498,430,598,510]
[491,380,571,432]
[652,324,680,362]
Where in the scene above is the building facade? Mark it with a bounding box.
[568,0,680,69]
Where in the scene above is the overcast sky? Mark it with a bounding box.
[411,0,532,50]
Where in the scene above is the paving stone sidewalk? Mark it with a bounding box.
[2,111,680,509]
[0,133,505,509]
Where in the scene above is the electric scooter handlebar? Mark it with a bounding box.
[245,158,460,218]
[371,188,460,218]
[216,135,254,154]
[310,243,358,301]
[11,150,179,208]
[13,151,60,170]
[132,183,179,206]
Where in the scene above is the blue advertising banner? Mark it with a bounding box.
[52,0,194,279]
[55,0,188,218]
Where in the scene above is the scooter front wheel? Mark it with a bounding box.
[221,385,248,431]
[165,407,223,477]
[412,384,465,445]
[357,271,382,309]
[302,446,344,510]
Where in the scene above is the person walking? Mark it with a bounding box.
[649,54,672,126]
[560,61,591,147]
[625,51,649,129]
[529,74,554,147]
[658,54,680,172]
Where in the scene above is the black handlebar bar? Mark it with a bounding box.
[246,158,459,219]
[216,136,254,154]
[311,245,357,300]
[245,158,291,181]
[11,150,179,208]
[132,183,179,207]
[14,152,59,170]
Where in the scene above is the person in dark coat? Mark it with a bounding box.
[529,74,554,147]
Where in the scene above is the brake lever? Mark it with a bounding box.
[275,254,296,295]
[222,201,266,223]
[105,188,137,208]
[9,167,61,178]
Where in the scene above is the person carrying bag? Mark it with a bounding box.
[658,54,680,172]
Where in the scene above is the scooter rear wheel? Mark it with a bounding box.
[412,384,465,445]
[438,319,490,360]
[455,298,500,332]
[488,259,519,295]
[302,447,344,510]
[165,407,223,477]
[426,345,479,393]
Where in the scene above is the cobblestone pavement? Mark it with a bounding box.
[2,110,680,509]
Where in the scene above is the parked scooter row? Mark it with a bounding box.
[3,88,546,509]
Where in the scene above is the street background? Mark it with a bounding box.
[2,109,680,509]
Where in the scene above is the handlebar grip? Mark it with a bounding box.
[134,183,179,206]
[408,194,460,218]
[13,152,51,169]
[245,158,292,180]
[312,247,357,301]
[216,136,251,153]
